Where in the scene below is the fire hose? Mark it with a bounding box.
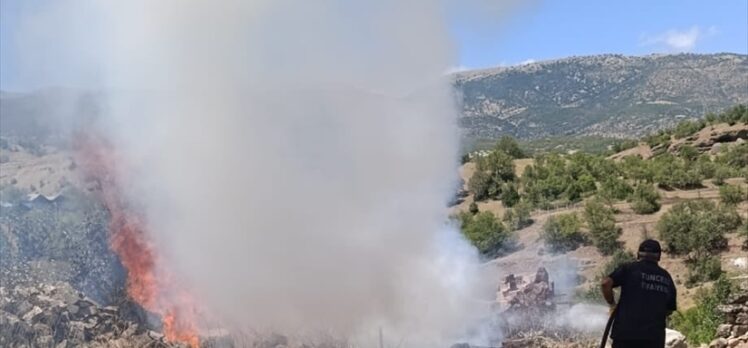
[599,306,617,348]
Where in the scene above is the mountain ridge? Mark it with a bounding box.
[454,53,748,140]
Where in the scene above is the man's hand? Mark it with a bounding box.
[601,277,617,310]
[608,303,617,317]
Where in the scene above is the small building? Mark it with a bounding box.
[23,191,66,209]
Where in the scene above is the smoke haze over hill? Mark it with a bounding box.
[4,0,523,346]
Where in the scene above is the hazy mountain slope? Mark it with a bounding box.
[0,88,101,147]
[455,53,748,140]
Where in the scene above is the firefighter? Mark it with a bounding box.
[601,239,677,348]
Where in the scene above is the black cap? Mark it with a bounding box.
[638,239,662,253]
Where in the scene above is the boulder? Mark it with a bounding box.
[731,325,748,338]
[717,324,733,338]
[709,338,727,348]
[665,328,687,348]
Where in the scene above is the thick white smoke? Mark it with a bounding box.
[102,2,490,344]
[6,0,536,345]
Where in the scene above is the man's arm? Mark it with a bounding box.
[668,277,677,316]
[601,277,616,306]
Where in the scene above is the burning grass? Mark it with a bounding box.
[75,134,200,347]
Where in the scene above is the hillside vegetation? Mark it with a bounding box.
[455,53,748,141]
[454,105,748,344]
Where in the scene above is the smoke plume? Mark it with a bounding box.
[5,0,534,346]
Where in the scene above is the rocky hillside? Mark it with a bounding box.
[455,53,748,140]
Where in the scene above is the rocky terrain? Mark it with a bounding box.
[0,282,183,348]
[710,280,748,347]
[454,53,748,140]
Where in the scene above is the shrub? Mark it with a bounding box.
[670,168,703,189]
[542,213,585,253]
[584,198,622,255]
[503,200,533,231]
[716,104,748,125]
[469,170,492,201]
[599,176,633,203]
[460,153,471,165]
[713,166,732,186]
[577,174,597,194]
[459,211,513,255]
[644,131,672,148]
[694,155,716,179]
[678,145,700,162]
[494,136,525,159]
[619,155,654,183]
[673,120,705,139]
[629,184,661,214]
[611,139,638,153]
[686,255,722,285]
[468,201,479,214]
[500,182,520,207]
[657,200,741,258]
[716,143,748,169]
[564,181,584,203]
[671,276,734,344]
[514,200,533,227]
[477,150,515,182]
[719,184,746,205]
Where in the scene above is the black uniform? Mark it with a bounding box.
[608,260,677,348]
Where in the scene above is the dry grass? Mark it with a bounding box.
[478,175,748,310]
[0,149,80,195]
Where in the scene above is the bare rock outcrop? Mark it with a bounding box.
[0,282,185,348]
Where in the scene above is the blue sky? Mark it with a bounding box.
[451,0,748,69]
[2,0,747,90]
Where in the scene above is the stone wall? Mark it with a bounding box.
[708,281,748,348]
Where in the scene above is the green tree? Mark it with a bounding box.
[673,120,705,139]
[460,153,471,164]
[542,213,585,253]
[657,200,741,258]
[705,112,717,124]
[678,145,699,162]
[716,143,748,169]
[584,198,622,255]
[468,201,479,214]
[629,184,661,214]
[460,211,513,255]
[503,200,533,231]
[619,155,654,183]
[740,222,748,249]
[564,180,584,203]
[577,173,597,193]
[469,170,492,201]
[719,184,746,205]
[694,155,716,179]
[500,182,520,207]
[686,256,722,285]
[477,150,515,182]
[599,176,633,204]
[713,166,732,186]
[494,136,525,159]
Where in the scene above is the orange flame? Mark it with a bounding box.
[75,135,200,347]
